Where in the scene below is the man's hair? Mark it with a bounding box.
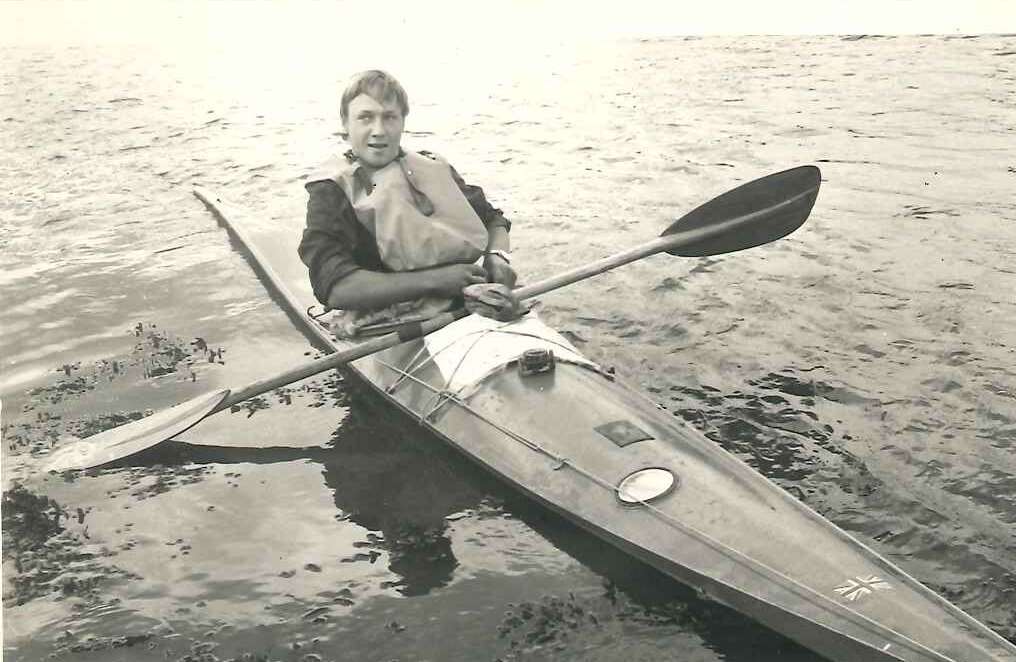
[340,70,409,121]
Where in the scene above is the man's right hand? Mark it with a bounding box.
[427,263,488,297]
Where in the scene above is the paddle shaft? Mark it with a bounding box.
[212,188,818,413]
[514,236,673,300]
[214,308,469,412]
[515,187,809,299]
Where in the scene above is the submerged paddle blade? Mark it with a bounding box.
[662,165,821,256]
[43,389,231,472]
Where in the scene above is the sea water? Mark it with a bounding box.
[2,7,1015,661]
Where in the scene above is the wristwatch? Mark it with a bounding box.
[484,249,512,264]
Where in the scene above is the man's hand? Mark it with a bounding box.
[464,283,530,321]
[427,263,488,297]
[483,253,517,288]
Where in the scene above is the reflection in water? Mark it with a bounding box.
[316,390,479,597]
[120,382,485,599]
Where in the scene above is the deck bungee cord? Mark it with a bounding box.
[379,317,603,403]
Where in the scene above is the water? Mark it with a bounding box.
[3,7,1015,661]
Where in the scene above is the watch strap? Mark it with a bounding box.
[484,249,511,264]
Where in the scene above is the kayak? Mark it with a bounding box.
[193,187,1016,662]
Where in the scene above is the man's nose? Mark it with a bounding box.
[370,117,386,135]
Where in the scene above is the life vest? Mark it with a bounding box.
[310,150,489,337]
[315,150,488,270]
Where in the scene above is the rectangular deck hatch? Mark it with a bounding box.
[595,420,653,447]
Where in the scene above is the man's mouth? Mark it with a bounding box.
[367,142,388,150]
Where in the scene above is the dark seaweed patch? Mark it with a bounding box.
[493,582,810,660]
[2,484,139,607]
[4,320,233,465]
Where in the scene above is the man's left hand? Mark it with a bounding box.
[483,253,517,288]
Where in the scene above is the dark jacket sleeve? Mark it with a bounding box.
[449,166,512,232]
[298,180,371,306]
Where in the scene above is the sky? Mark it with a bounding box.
[1,0,1014,45]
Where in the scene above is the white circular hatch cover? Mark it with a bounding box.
[617,468,677,504]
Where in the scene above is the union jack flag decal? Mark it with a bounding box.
[835,575,893,601]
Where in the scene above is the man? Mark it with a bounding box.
[299,70,516,336]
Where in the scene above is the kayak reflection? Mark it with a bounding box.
[316,389,483,597]
[123,383,487,598]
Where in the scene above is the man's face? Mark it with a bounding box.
[343,93,405,169]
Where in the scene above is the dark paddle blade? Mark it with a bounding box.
[662,165,821,256]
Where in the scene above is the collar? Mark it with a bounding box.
[345,148,407,193]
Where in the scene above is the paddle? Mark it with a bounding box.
[42,165,821,472]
